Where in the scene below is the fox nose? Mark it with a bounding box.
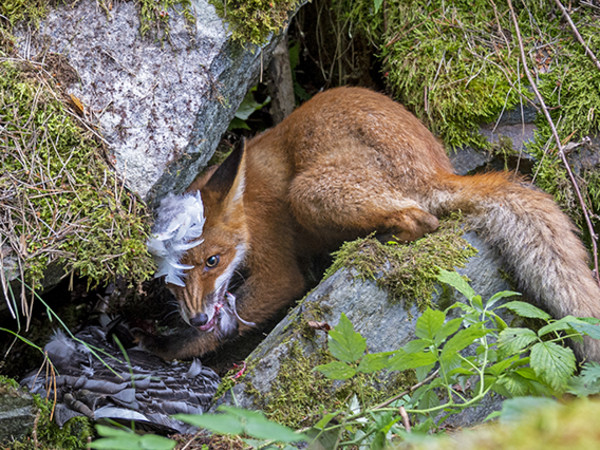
[190,313,209,327]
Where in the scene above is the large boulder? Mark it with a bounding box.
[215,225,515,429]
[15,0,294,201]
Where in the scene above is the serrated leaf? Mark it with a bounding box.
[91,427,175,450]
[433,317,463,345]
[438,269,475,301]
[571,321,600,339]
[403,338,430,353]
[568,361,600,396]
[328,313,366,362]
[498,327,538,355]
[388,349,437,371]
[175,412,244,435]
[498,397,559,423]
[198,407,306,443]
[487,354,520,376]
[357,352,391,373]
[537,317,578,337]
[530,341,576,391]
[313,412,339,430]
[415,307,446,341]
[440,325,487,361]
[314,360,357,380]
[499,301,551,320]
[487,290,521,307]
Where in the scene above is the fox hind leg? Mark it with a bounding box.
[289,167,439,243]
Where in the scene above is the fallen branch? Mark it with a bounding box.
[507,0,600,285]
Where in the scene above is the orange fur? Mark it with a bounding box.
[141,87,600,361]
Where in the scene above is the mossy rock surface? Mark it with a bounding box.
[216,221,516,430]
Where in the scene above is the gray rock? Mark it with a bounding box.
[16,0,294,201]
[218,231,512,429]
[0,382,36,442]
[450,102,538,175]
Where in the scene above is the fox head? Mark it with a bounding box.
[148,144,254,340]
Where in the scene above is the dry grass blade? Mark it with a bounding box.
[0,53,154,329]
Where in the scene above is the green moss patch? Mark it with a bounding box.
[324,214,477,310]
[211,0,302,46]
[0,60,155,291]
[332,0,600,235]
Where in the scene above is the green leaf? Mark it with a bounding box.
[357,352,392,373]
[571,321,600,339]
[91,426,175,450]
[415,307,446,341]
[487,354,521,376]
[530,341,576,391]
[403,338,430,353]
[175,412,244,435]
[487,290,521,307]
[440,325,488,361]
[433,317,463,345]
[313,412,339,430]
[314,360,357,380]
[499,301,551,320]
[498,328,538,355]
[241,414,306,442]
[373,0,384,14]
[568,362,600,396]
[328,313,367,362]
[537,317,579,337]
[498,397,559,423]
[179,407,306,443]
[387,349,437,371]
[437,269,475,301]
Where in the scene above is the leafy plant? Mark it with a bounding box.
[176,406,307,448]
[91,425,175,450]
[228,86,271,130]
[90,270,600,448]
[306,269,600,447]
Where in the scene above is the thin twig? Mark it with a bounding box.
[507,0,600,284]
[553,0,600,71]
[399,405,411,432]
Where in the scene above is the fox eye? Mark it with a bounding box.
[205,255,220,268]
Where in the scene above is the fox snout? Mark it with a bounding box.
[189,312,209,327]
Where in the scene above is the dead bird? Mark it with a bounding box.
[20,323,220,434]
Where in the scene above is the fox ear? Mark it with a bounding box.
[204,139,246,206]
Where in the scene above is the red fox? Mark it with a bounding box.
[144,87,600,361]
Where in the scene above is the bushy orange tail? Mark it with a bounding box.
[428,172,600,360]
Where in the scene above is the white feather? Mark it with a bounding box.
[147,192,205,286]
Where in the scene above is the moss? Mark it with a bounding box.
[1,377,94,449]
[136,0,195,39]
[245,340,414,430]
[324,214,477,311]
[210,0,302,46]
[0,0,49,27]
[12,394,94,449]
[0,0,195,40]
[0,60,155,290]
[334,0,600,239]
[408,399,600,449]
